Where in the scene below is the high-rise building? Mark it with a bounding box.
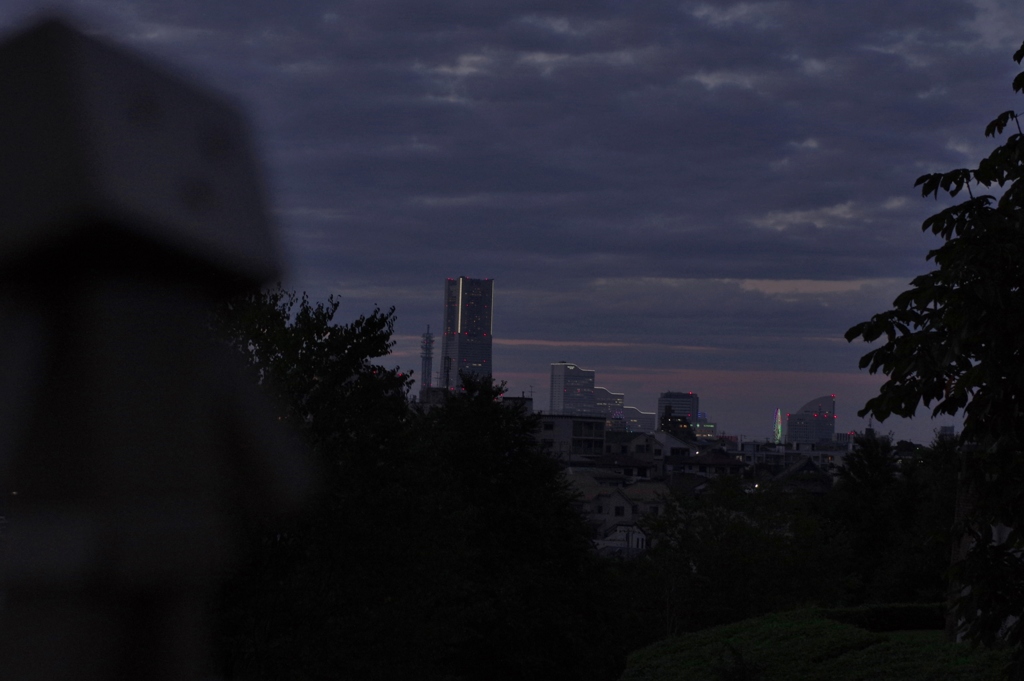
[622,406,657,433]
[594,387,625,421]
[550,362,597,415]
[657,391,699,423]
[440,277,493,390]
[786,395,836,444]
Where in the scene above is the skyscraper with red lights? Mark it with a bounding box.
[440,277,493,390]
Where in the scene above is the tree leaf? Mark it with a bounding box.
[985,110,1017,138]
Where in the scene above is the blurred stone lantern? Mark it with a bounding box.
[0,17,309,681]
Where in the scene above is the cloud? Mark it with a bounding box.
[751,202,861,231]
[689,2,783,29]
[790,138,820,149]
[0,0,1005,443]
[493,338,721,353]
[964,0,1024,51]
[517,14,606,37]
[861,32,936,68]
[735,278,907,295]
[430,52,494,76]
[690,69,760,90]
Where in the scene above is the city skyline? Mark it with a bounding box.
[3,1,1006,443]
[417,277,950,440]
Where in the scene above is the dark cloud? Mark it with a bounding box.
[2,0,1019,441]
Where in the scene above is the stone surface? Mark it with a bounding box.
[0,18,280,287]
[0,17,309,680]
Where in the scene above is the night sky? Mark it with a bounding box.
[5,1,1021,442]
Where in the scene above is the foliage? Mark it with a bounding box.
[625,438,958,645]
[845,39,1024,667]
[820,603,946,633]
[837,433,898,494]
[210,287,625,681]
[620,609,1009,681]
[713,642,765,681]
[210,286,413,679]
[825,434,958,606]
[637,477,846,636]
[405,376,624,681]
[211,287,410,462]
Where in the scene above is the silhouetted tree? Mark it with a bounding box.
[837,433,897,499]
[846,39,1024,670]
[831,434,954,604]
[407,376,624,681]
[210,287,413,678]
[640,477,845,633]
[211,288,625,680]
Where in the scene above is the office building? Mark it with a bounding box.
[440,277,493,390]
[550,362,597,415]
[786,395,836,444]
[622,406,657,433]
[657,392,699,423]
[594,387,625,421]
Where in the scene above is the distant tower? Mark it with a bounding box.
[773,408,782,444]
[419,325,434,400]
[440,277,493,390]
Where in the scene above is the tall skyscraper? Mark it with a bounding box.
[549,362,596,415]
[441,277,493,390]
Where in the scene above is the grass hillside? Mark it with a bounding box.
[619,608,1009,681]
